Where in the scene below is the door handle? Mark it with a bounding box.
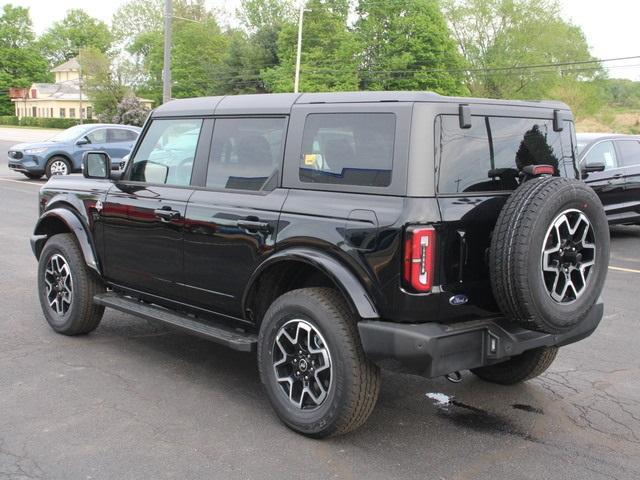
[612,173,624,179]
[237,219,271,232]
[154,208,181,221]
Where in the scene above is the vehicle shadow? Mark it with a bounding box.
[92,311,557,444]
[609,224,640,238]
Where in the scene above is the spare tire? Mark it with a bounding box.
[490,176,609,334]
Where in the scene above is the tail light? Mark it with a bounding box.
[403,226,436,292]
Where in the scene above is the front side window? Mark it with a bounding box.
[584,141,618,170]
[299,113,395,187]
[129,118,203,186]
[206,117,286,191]
[615,140,640,167]
[438,115,563,193]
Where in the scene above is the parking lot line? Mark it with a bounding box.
[0,177,42,186]
[609,266,640,274]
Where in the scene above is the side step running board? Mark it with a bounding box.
[93,292,257,352]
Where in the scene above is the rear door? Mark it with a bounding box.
[435,110,573,320]
[102,117,210,301]
[181,116,288,319]
[581,140,627,222]
[614,138,640,223]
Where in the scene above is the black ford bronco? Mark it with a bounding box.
[31,92,609,437]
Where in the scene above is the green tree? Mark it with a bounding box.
[128,6,227,102]
[443,0,599,99]
[0,5,49,115]
[262,0,359,92]
[80,47,128,120]
[355,0,467,94]
[216,0,296,94]
[39,9,112,67]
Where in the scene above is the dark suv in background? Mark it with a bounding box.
[31,92,609,437]
[577,133,640,225]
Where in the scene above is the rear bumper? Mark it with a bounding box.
[358,301,603,378]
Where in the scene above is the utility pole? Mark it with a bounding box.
[78,49,83,125]
[294,2,306,93]
[163,0,172,103]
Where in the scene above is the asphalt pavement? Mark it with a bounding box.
[1,137,639,480]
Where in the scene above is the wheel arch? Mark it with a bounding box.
[242,248,379,325]
[45,153,75,172]
[32,207,100,275]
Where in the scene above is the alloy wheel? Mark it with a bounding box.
[44,254,73,316]
[50,160,69,175]
[272,319,332,410]
[541,209,596,304]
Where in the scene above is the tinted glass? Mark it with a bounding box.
[207,117,286,191]
[438,115,563,193]
[584,141,618,170]
[129,118,202,186]
[299,113,395,187]
[616,140,640,167]
[108,128,137,142]
[87,129,107,144]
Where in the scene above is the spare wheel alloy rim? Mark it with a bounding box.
[541,208,596,304]
[272,319,332,410]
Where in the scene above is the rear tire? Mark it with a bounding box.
[45,156,71,178]
[37,234,105,335]
[258,287,380,438]
[471,346,558,385]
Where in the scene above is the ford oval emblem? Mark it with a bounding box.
[449,294,468,306]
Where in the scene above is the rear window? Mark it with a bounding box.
[616,139,640,167]
[299,113,395,187]
[437,115,567,194]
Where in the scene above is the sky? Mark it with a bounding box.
[4,0,640,81]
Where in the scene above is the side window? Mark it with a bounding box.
[615,140,640,167]
[438,115,562,193]
[299,113,395,187]
[108,128,137,143]
[87,129,107,144]
[584,141,618,170]
[206,117,286,191]
[129,118,202,186]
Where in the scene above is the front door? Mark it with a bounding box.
[615,139,640,223]
[182,116,289,319]
[105,128,138,164]
[102,117,207,300]
[581,140,627,222]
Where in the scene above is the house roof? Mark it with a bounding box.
[51,57,80,73]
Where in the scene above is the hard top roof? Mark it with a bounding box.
[152,91,571,117]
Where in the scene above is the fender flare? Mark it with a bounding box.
[243,247,380,320]
[31,207,100,274]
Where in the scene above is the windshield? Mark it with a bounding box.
[48,125,94,143]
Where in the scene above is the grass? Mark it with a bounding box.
[576,108,640,134]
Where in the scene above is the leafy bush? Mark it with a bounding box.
[0,116,97,129]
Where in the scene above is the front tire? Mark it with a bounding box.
[471,346,558,385]
[258,288,380,438]
[37,234,105,335]
[45,156,71,178]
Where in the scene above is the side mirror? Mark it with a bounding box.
[76,137,90,146]
[582,162,606,174]
[83,151,111,179]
